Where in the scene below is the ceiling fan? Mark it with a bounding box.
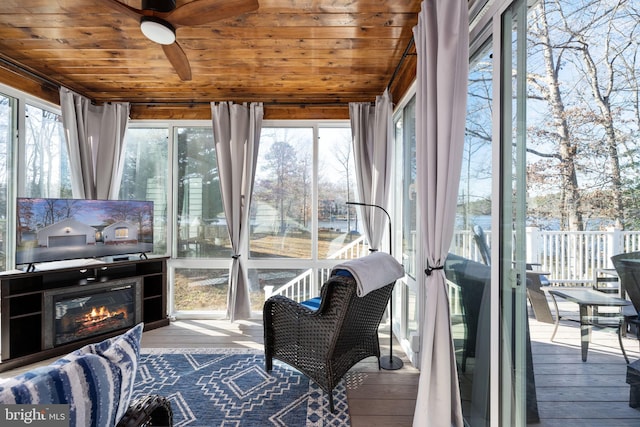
[102,0,259,81]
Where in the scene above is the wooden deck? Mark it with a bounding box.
[529,296,640,426]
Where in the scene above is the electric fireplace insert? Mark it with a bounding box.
[43,278,142,349]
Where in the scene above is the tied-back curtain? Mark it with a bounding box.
[413,1,468,426]
[348,89,393,251]
[59,87,130,200]
[211,101,263,322]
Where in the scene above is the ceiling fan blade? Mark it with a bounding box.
[162,0,259,27]
[162,42,192,81]
[99,0,144,21]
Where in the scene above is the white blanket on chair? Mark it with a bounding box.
[332,252,404,297]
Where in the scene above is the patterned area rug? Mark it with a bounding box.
[133,348,351,427]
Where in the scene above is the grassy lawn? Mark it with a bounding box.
[173,233,362,311]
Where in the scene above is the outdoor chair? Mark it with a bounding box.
[444,253,539,422]
[263,272,395,413]
[611,251,640,408]
[611,251,640,339]
[445,253,489,372]
[472,225,491,265]
[471,225,554,323]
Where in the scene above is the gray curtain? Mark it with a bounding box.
[412,0,469,426]
[59,87,130,200]
[211,101,263,322]
[348,89,393,251]
[60,88,130,199]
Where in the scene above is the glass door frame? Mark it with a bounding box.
[392,84,420,367]
[498,0,529,424]
[471,0,528,425]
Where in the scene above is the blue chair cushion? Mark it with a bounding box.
[301,297,322,310]
[334,269,352,277]
[300,269,353,311]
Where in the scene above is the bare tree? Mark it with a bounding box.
[261,140,298,235]
[527,0,640,230]
[463,55,493,230]
[25,108,62,197]
[333,138,354,232]
[528,0,584,231]
[296,153,312,228]
[557,0,635,227]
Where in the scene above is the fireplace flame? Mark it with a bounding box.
[83,306,128,324]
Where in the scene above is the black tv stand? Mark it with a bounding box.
[0,257,169,372]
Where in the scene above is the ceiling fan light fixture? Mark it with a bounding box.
[140,16,176,45]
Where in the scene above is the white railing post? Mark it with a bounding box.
[264,285,274,300]
[526,226,540,266]
[606,227,622,268]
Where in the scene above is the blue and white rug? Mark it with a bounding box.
[133,348,351,427]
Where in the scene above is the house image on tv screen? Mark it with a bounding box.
[36,218,97,248]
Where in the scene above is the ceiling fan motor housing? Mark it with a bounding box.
[142,0,176,13]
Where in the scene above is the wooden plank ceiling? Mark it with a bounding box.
[0,0,420,118]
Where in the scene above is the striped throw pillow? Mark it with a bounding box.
[0,322,144,427]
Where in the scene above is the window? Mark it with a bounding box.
[317,127,360,259]
[398,97,417,279]
[448,39,493,425]
[0,94,14,271]
[173,268,229,311]
[4,99,362,316]
[119,127,169,255]
[114,227,128,239]
[250,127,313,259]
[394,94,419,365]
[172,126,229,312]
[23,104,70,198]
[176,126,228,259]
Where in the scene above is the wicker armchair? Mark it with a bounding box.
[263,273,394,413]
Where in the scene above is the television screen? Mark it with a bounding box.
[16,198,154,267]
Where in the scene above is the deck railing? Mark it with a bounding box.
[267,227,640,300]
[264,236,368,302]
[451,227,640,286]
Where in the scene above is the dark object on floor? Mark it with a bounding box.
[627,359,640,408]
[117,395,173,427]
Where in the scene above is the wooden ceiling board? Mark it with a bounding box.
[0,0,421,113]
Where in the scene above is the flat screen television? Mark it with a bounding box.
[16,197,154,268]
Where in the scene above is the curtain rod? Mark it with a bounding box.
[0,55,61,91]
[387,36,416,91]
[132,101,374,107]
[0,55,376,107]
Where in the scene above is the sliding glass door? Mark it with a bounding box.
[464,0,530,424]
[499,0,530,425]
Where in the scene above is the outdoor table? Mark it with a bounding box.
[548,288,631,363]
